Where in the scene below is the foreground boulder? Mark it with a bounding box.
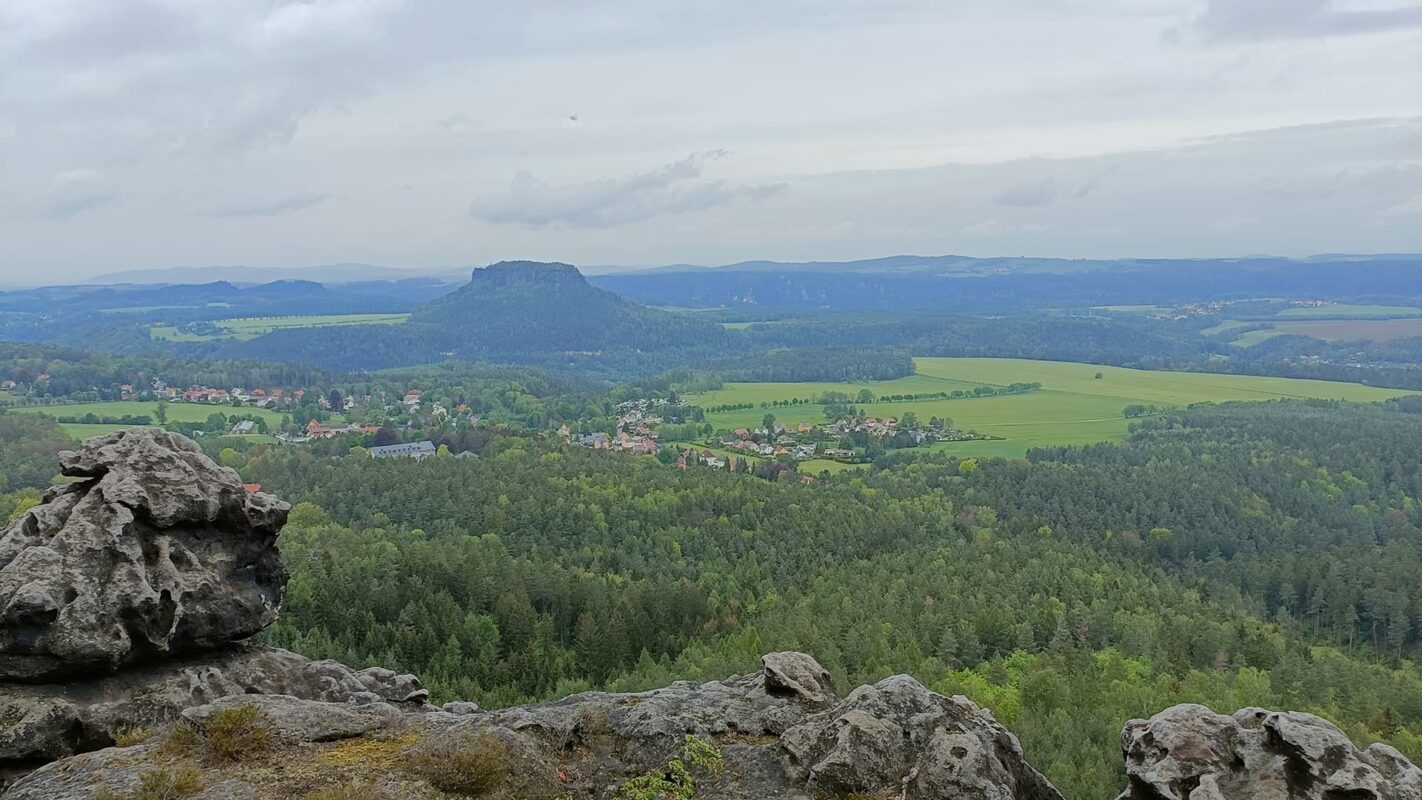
[4,652,1062,800]
[0,643,428,768]
[1117,703,1422,799]
[0,429,430,789]
[0,429,288,681]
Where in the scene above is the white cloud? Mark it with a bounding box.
[962,220,1057,236]
[1185,0,1422,40]
[205,191,334,218]
[42,168,113,219]
[470,152,785,228]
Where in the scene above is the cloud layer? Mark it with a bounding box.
[0,1,1420,278]
[470,152,784,228]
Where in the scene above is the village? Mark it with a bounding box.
[562,396,996,471]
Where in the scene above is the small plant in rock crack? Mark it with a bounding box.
[615,735,724,800]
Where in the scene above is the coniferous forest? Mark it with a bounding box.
[7,399,1389,798]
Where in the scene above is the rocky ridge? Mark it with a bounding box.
[2,429,1420,798]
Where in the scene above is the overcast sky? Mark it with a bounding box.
[1,0,1421,281]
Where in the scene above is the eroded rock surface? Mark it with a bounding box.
[0,429,288,681]
[1117,703,1422,800]
[4,652,1062,800]
[783,674,1061,800]
[0,643,429,766]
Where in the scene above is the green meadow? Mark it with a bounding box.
[151,313,410,342]
[1275,303,1422,318]
[688,357,1412,458]
[9,400,290,438]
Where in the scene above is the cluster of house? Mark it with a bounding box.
[825,417,934,445]
[718,424,821,460]
[672,447,815,484]
[117,379,314,407]
[562,427,660,455]
[281,419,387,442]
[561,399,669,456]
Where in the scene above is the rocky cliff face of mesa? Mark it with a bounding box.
[2,430,1420,799]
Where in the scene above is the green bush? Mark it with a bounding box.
[94,763,204,800]
[407,731,512,797]
[615,735,723,800]
[302,780,393,800]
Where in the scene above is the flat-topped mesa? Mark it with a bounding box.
[0,428,288,681]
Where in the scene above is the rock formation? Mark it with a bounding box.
[0,429,429,789]
[1117,703,1422,799]
[5,651,1061,800]
[0,429,288,680]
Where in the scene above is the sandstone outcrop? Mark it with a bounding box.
[0,429,428,790]
[5,651,1061,800]
[1117,703,1422,800]
[0,429,288,681]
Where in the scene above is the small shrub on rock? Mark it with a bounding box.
[201,703,272,762]
[408,731,513,797]
[159,703,272,763]
[112,724,153,747]
[615,735,723,800]
[94,763,204,800]
[302,780,394,800]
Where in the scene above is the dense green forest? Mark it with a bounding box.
[84,399,1399,799]
[11,336,1422,795]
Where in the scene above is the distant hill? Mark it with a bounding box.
[86,264,469,286]
[227,261,736,374]
[591,254,1422,311]
[409,261,721,353]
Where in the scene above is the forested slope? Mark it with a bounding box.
[175,399,1422,798]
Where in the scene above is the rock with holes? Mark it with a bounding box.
[1116,703,1422,800]
[780,674,1063,800]
[0,642,429,774]
[0,428,288,681]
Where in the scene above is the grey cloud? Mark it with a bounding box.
[470,151,785,228]
[45,194,115,219]
[1187,0,1422,40]
[995,179,1058,207]
[995,177,1100,207]
[205,191,333,218]
[41,168,113,219]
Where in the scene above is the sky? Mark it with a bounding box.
[1,0,1421,281]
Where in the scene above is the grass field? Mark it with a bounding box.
[1267,319,1422,342]
[151,313,410,342]
[1231,328,1286,347]
[1200,320,1252,337]
[9,401,290,438]
[1276,303,1422,319]
[687,357,1412,458]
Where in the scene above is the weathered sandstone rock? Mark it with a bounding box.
[0,429,288,681]
[1117,703,1422,800]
